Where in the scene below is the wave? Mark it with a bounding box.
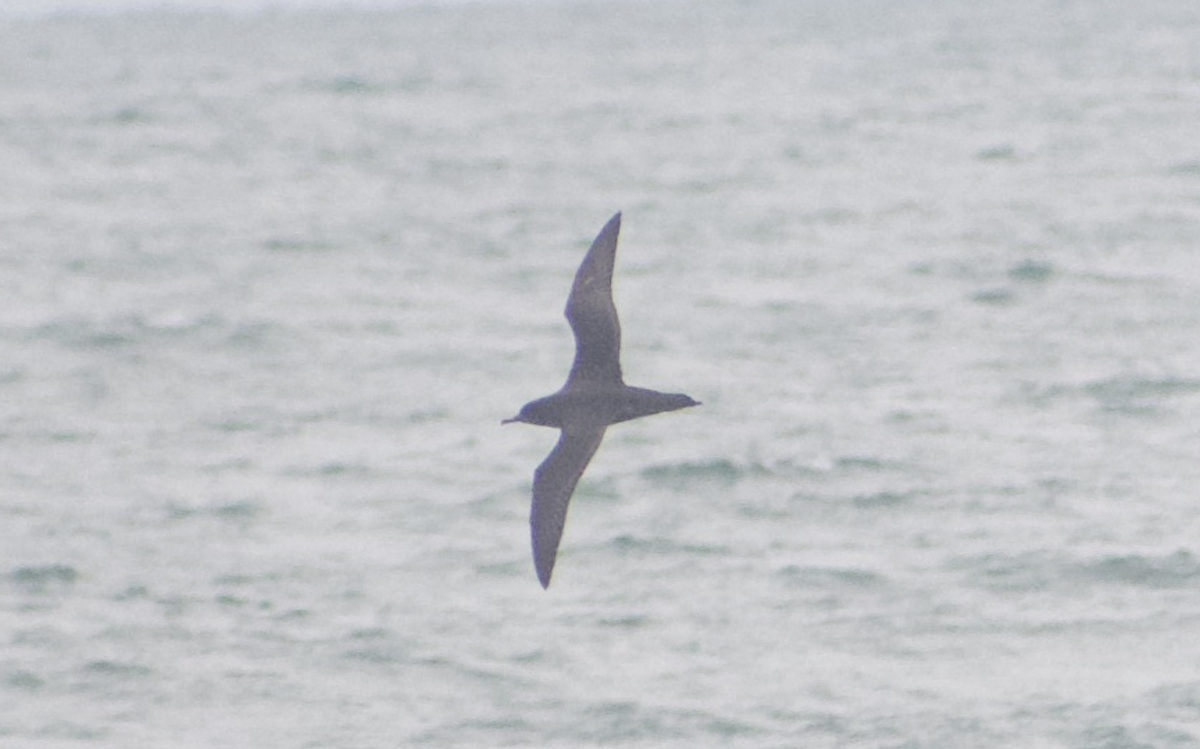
[956,549,1200,592]
[1022,374,1200,414]
[1071,549,1200,589]
[30,312,280,351]
[640,458,753,484]
[640,454,909,484]
[775,564,887,589]
[9,563,79,587]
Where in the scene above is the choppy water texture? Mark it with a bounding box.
[3,1,1200,747]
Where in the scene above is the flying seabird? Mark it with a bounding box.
[503,212,700,588]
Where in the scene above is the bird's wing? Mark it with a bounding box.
[564,212,623,387]
[530,425,607,588]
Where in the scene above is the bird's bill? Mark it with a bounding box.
[501,416,521,425]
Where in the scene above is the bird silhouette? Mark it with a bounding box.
[504,213,700,588]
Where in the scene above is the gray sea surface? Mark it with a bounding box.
[3,1,1200,747]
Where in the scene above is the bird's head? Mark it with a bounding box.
[501,401,538,426]
[501,396,559,427]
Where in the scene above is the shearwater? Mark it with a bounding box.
[503,212,700,588]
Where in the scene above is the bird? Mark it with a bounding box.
[503,212,700,588]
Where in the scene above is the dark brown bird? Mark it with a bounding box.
[503,213,700,588]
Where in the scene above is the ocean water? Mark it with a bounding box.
[3,0,1200,746]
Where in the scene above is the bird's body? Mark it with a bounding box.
[504,213,699,588]
[507,386,698,430]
